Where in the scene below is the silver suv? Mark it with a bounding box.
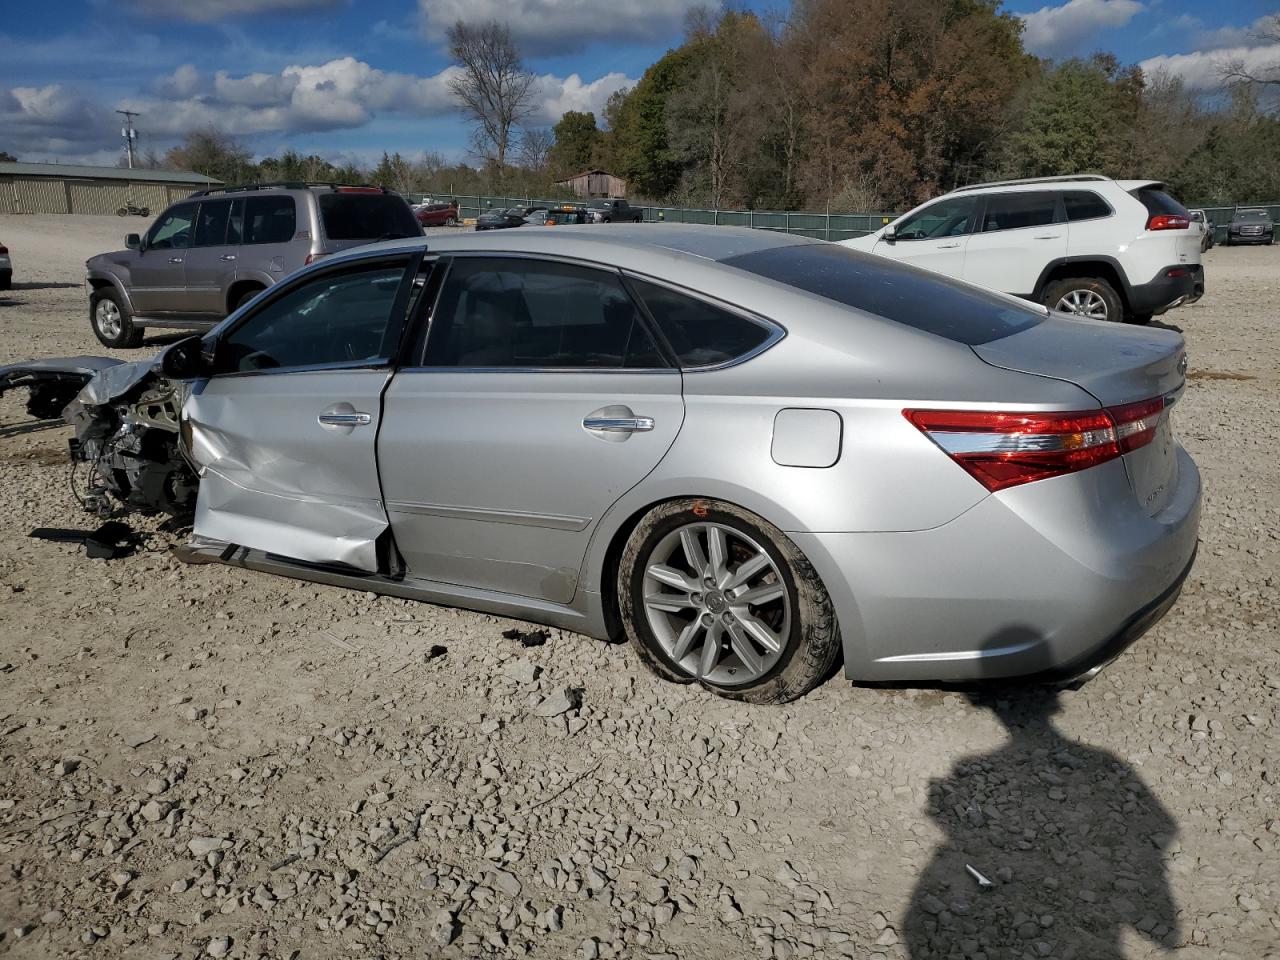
[85,182,421,347]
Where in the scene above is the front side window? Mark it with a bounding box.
[146,203,196,250]
[629,278,773,368]
[422,257,665,369]
[217,263,407,374]
[893,196,977,240]
[980,192,1058,232]
[244,196,296,245]
[193,199,232,247]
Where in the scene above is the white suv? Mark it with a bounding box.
[841,175,1204,324]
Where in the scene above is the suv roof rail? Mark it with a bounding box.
[951,174,1111,193]
[190,181,389,198]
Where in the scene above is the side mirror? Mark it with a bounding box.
[159,335,211,380]
[125,233,141,250]
[882,225,897,243]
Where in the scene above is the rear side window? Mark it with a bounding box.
[1130,187,1189,218]
[629,278,773,367]
[244,196,296,245]
[423,258,666,369]
[320,193,420,241]
[193,199,232,247]
[1063,191,1112,221]
[724,243,1044,346]
[980,192,1057,232]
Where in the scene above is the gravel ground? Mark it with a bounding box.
[0,214,1277,960]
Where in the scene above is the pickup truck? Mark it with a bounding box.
[587,198,644,223]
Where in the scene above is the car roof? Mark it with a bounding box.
[353,223,819,266]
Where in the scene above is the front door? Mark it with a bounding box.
[962,191,1065,295]
[378,255,685,603]
[184,197,240,318]
[877,195,977,278]
[131,202,195,314]
[183,254,420,572]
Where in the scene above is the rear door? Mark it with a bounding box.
[131,202,195,314]
[378,255,684,603]
[239,195,303,283]
[963,191,1064,295]
[184,198,239,318]
[876,196,976,278]
[184,253,421,571]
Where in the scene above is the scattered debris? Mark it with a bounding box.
[29,520,140,559]
[426,644,448,661]
[502,627,548,647]
[966,863,995,890]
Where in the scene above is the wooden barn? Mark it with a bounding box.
[553,169,628,199]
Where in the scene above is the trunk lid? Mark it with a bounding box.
[972,315,1186,515]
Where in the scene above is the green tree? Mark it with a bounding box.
[608,44,703,197]
[548,111,602,178]
[162,129,255,185]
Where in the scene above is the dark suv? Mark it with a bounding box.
[85,182,421,347]
[1225,209,1274,246]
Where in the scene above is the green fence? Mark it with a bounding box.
[424,193,1280,244]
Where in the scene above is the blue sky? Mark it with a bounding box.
[2,0,1277,168]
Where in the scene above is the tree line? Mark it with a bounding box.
[67,2,1280,211]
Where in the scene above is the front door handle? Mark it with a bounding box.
[1033,234,1062,240]
[936,242,961,249]
[219,254,237,262]
[583,416,654,433]
[168,257,184,263]
[319,412,372,427]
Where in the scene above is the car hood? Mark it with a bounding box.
[838,234,879,252]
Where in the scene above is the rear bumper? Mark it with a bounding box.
[1128,263,1203,314]
[793,446,1201,683]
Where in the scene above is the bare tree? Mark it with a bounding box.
[1222,14,1280,89]
[447,21,537,172]
[517,128,554,171]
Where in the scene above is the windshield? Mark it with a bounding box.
[1235,210,1270,221]
[319,193,420,240]
[723,243,1043,346]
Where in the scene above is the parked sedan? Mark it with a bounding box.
[415,201,459,228]
[1189,209,1215,251]
[1226,208,1274,245]
[0,226,1200,703]
[476,205,545,231]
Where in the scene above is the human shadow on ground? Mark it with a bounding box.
[904,652,1180,959]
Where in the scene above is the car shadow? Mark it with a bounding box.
[141,332,192,347]
[902,638,1180,959]
[1149,318,1184,333]
[10,281,82,290]
[0,418,64,440]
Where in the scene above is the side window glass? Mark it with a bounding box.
[1063,191,1112,221]
[244,196,296,245]
[422,258,666,369]
[894,197,976,240]
[980,193,1057,232]
[226,198,245,244]
[629,278,772,368]
[193,200,231,247]
[146,204,195,250]
[217,264,406,374]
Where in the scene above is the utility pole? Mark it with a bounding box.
[116,110,140,169]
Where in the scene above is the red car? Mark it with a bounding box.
[415,201,459,227]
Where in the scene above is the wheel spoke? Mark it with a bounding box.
[680,526,708,575]
[647,563,697,592]
[645,592,696,614]
[706,525,729,584]
[723,551,770,591]
[697,622,723,678]
[734,581,785,606]
[736,612,782,654]
[670,618,703,662]
[726,622,763,676]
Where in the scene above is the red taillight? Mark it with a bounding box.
[905,397,1166,492]
[304,252,330,266]
[1147,214,1190,230]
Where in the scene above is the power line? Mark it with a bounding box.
[116,110,141,169]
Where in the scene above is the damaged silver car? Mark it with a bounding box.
[1,225,1200,704]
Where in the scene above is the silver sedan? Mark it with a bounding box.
[14,225,1202,703]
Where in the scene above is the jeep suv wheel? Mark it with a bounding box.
[1042,277,1123,323]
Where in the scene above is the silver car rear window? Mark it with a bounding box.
[723,244,1044,345]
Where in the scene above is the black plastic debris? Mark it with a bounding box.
[426,645,448,661]
[29,520,140,560]
[502,628,549,648]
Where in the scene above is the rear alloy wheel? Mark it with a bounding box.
[618,498,840,704]
[90,289,143,348]
[1042,277,1123,323]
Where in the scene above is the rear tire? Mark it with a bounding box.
[90,288,143,348]
[1042,276,1123,323]
[231,286,263,312]
[116,208,127,217]
[617,498,840,704]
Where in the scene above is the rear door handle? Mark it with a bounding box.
[168,257,184,263]
[1033,234,1063,239]
[936,242,961,249]
[219,254,237,262]
[583,416,654,433]
[318,412,372,426]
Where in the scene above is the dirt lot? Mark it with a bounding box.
[0,214,1277,960]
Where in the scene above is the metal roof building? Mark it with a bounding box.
[0,162,221,216]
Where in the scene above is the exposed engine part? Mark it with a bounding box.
[1,355,199,519]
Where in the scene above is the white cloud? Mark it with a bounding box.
[419,0,712,55]
[126,0,344,22]
[1019,0,1144,56]
[532,72,633,123]
[1139,43,1280,90]
[0,84,116,157]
